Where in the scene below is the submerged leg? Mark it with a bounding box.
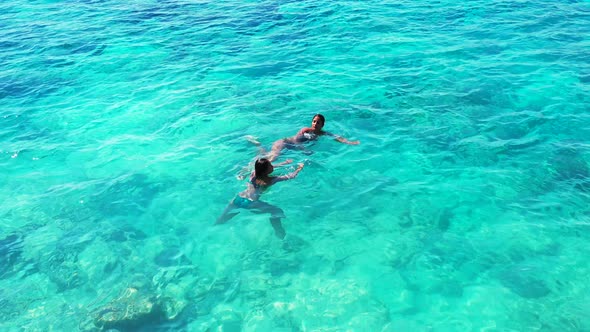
[250,201,287,239]
[267,139,287,162]
[245,135,267,157]
[216,200,240,224]
[270,217,286,240]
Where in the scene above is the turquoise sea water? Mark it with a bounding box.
[2,0,590,330]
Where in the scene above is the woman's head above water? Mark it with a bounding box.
[311,114,325,131]
[254,158,274,176]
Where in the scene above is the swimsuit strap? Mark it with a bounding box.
[249,174,259,188]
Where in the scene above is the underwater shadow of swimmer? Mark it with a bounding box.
[91,173,166,217]
[497,265,551,299]
[154,247,192,267]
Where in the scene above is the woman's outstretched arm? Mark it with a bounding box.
[272,163,304,184]
[324,131,360,145]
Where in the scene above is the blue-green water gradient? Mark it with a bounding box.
[1,0,590,330]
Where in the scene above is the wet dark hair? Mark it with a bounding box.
[254,158,272,176]
[314,114,325,125]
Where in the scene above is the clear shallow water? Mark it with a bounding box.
[1,0,590,330]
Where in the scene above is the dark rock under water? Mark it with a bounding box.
[39,247,87,291]
[107,225,148,242]
[0,233,24,277]
[91,287,165,331]
[93,173,164,217]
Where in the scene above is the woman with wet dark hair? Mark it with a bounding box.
[265,114,360,162]
[217,158,304,239]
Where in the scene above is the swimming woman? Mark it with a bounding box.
[266,114,360,161]
[217,158,304,239]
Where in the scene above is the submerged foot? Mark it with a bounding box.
[275,227,286,240]
[270,218,286,239]
[244,135,261,146]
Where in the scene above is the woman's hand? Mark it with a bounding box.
[276,159,294,167]
[336,136,360,145]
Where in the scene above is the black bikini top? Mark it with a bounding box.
[249,174,260,188]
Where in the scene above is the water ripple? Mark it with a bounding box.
[1,0,590,330]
